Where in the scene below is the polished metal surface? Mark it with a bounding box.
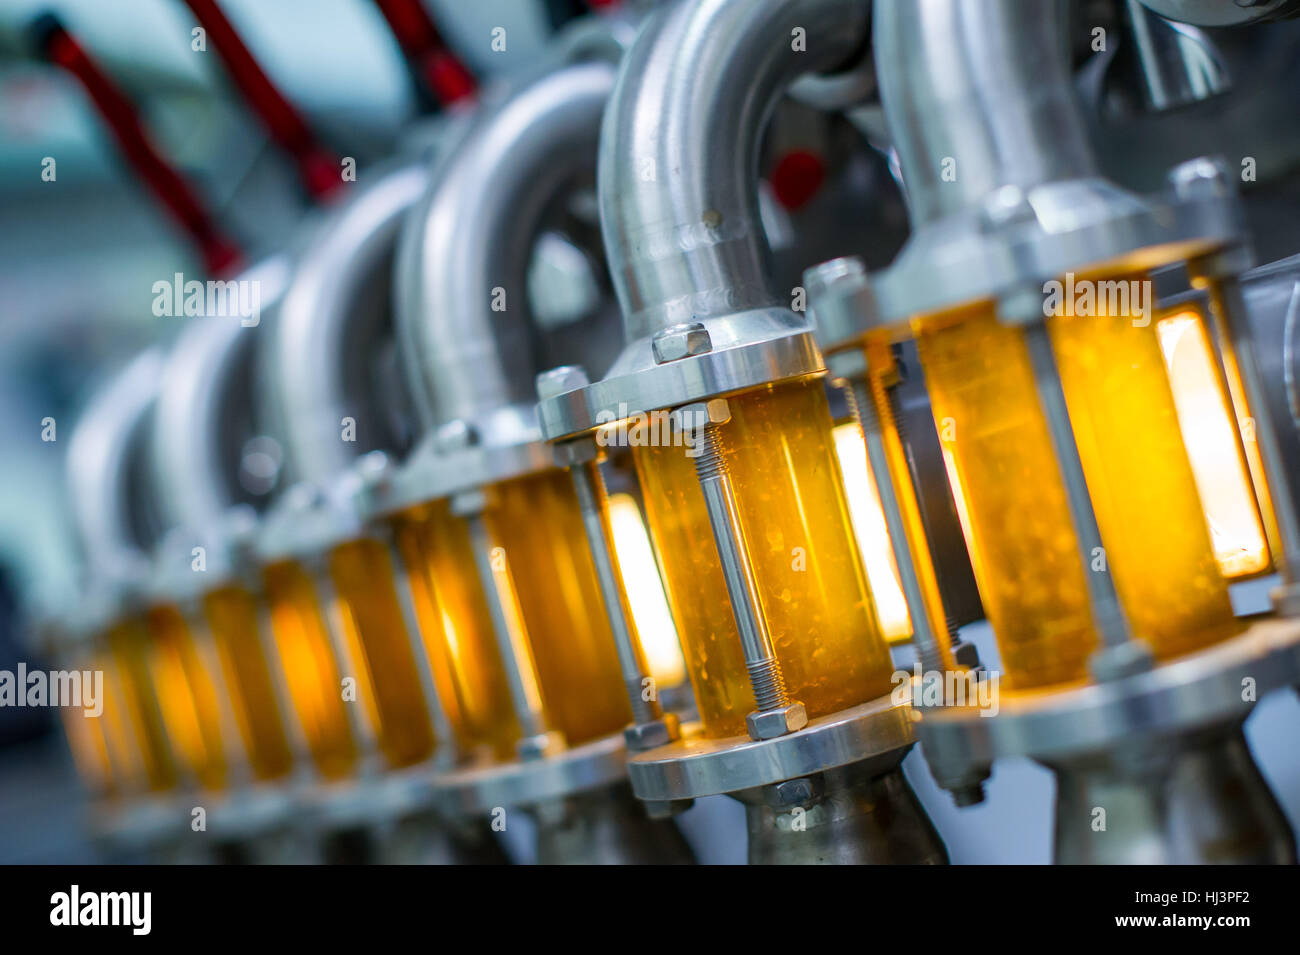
[599,0,866,342]
[66,348,167,597]
[626,693,917,802]
[1124,0,1231,111]
[739,760,949,865]
[541,0,869,438]
[1136,0,1300,27]
[915,615,1300,790]
[857,0,1247,331]
[261,161,429,489]
[1051,724,1296,864]
[397,61,617,439]
[430,733,629,815]
[875,0,1095,228]
[532,782,695,864]
[150,255,291,538]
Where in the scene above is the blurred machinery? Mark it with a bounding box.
[8,0,1300,866]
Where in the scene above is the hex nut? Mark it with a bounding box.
[623,714,681,752]
[552,437,601,469]
[433,419,479,455]
[535,365,590,401]
[768,775,823,809]
[516,731,566,762]
[671,398,731,435]
[652,322,712,364]
[1167,155,1230,201]
[746,702,808,741]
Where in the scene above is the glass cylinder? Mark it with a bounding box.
[263,559,358,780]
[632,377,897,739]
[202,585,294,782]
[104,616,178,791]
[327,538,435,769]
[58,660,116,797]
[393,469,633,756]
[915,279,1242,690]
[394,501,519,762]
[483,469,632,744]
[146,604,228,790]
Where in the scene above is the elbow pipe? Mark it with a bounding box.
[397,59,618,436]
[598,0,869,343]
[872,0,1096,229]
[260,162,430,489]
[66,349,167,590]
[150,256,291,537]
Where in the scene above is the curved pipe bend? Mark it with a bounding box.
[873,0,1095,227]
[397,59,618,436]
[598,0,869,343]
[262,162,430,488]
[151,255,291,534]
[67,349,166,586]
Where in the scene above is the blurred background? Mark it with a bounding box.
[2,0,1300,863]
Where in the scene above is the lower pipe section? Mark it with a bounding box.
[737,754,949,865]
[1049,723,1296,864]
[531,781,696,865]
[375,812,511,865]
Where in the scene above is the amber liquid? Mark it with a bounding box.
[202,585,294,782]
[394,503,519,762]
[916,285,1242,690]
[263,559,358,780]
[483,470,632,744]
[327,538,435,768]
[145,605,228,790]
[633,378,896,739]
[104,617,178,792]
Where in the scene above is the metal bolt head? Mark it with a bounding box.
[535,364,589,401]
[746,701,808,740]
[1089,639,1155,683]
[978,184,1036,233]
[623,713,681,752]
[515,731,566,762]
[670,397,731,434]
[767,775,823,808]
[642,798,694,820]
[1167,155,1232,201]
[552,436,600,469]
[652,322,712,364]
[433,419,479,455]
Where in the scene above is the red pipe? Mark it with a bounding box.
[180,0,343,201]
[31,13,241,276]
[371,0,476,107]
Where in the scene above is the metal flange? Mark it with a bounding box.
[428,734,628,816]
[90,793,191,855]
[915,614,1300,791]
[360,430,554,521]
[537,308,825,442]
[625,693,916,803]
[295,771,434,831]
[203,783,300,842]
[813,161,1249,347]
